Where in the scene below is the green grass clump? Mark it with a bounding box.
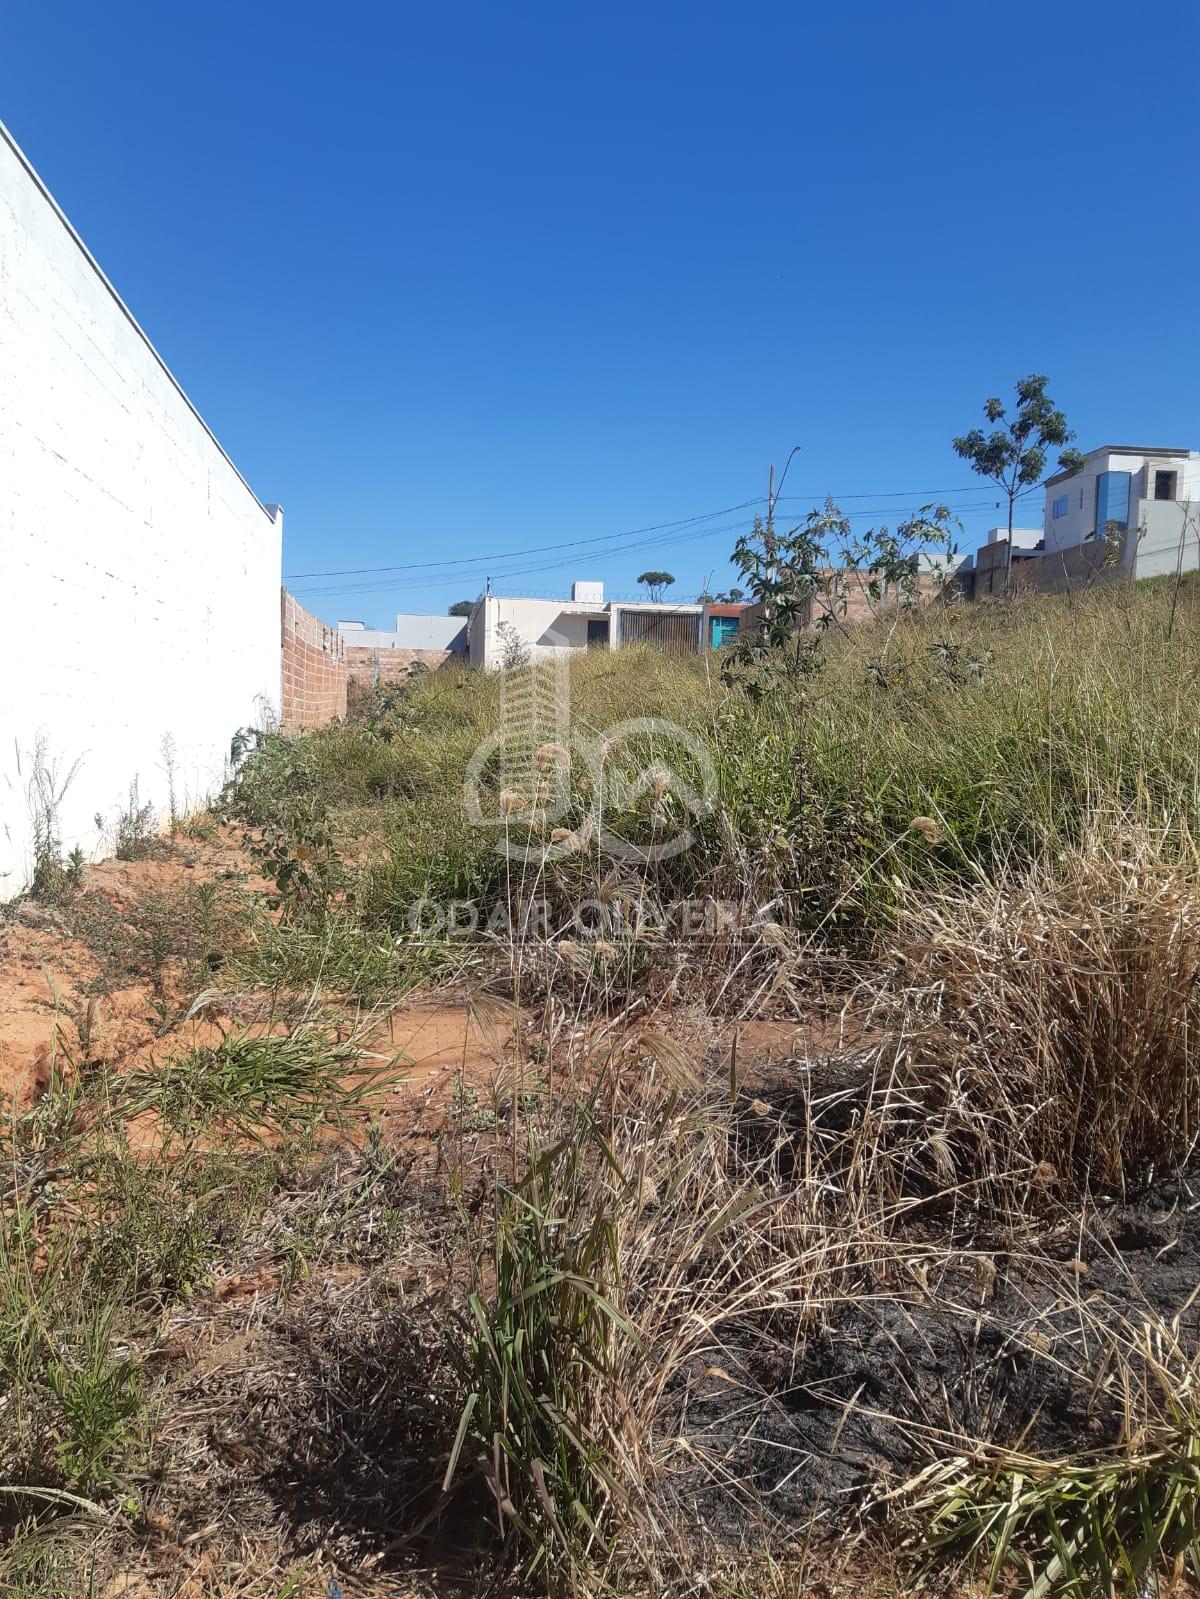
[447,1106,634,1575]
[909,1432,1200,1598]
[119,1021,380,1139]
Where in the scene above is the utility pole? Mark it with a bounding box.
[765,463,776,581]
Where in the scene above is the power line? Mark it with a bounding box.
[294,504,1017,604]
[292,499,1014,601]
[289,483,1054,611]
[283,499,762,580]
[283,484,1020,583]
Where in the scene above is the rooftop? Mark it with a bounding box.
[1045,445,1194,486]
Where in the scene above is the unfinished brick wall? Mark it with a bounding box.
[281,589,347,729]
[741,569,947,634]
[344,645,455,691]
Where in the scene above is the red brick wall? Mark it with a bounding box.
[281,589,347,730]
[742,569,946,635]
[344,644,454,691]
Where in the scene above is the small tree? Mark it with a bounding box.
[953,375,1084,592]
[448,599,473,617]
[495,620,530,669]
[722,500,960,698]
[637,571,675,603]
[721,509,834,695]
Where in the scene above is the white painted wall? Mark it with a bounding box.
[1133,501,1200,582]
[470,596,608,668]
[0,124,281,897]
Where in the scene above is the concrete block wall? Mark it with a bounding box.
[281,590,348,729]
[0,123,281,897]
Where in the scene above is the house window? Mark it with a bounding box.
[586,618,610,649]
[1052,495,1069,519]
[1094,470,1131,537]
[1154,469,1178,501]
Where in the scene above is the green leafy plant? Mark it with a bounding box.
[223,728,341,917]
[45,1309,142,1496]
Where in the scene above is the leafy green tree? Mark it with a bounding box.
[953,375,1084,591]
[722,500,960,698]
[636,571,675,603]
[448,599,474,617]
[721,507,837,695]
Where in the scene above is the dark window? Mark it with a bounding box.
[586,618,609,648]
[1154,470,1178,501]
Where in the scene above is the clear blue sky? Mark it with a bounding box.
[5,1,1198,624]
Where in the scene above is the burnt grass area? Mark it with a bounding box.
[662,1056,1200,1544]
[130,1053,1200,1579]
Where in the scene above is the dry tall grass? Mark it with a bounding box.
[877,823,1200,1201]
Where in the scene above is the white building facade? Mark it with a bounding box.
[1043,446,1200,577]
[466,583,711,669]
[0,123,282,896]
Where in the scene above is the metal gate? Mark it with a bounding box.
[616,608,701,656]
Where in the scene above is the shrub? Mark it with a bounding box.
[109,778,162,861]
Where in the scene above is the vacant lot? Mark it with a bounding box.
[4,577,1200,1597]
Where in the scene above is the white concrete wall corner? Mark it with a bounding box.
[0,124,282,897]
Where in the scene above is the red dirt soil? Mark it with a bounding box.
[1,837,853,1129]
[0,839,249,1106]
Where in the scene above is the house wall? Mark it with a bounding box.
[1133,500,1200,582]
[337,614,466,668]
[471,596,608,668]
[0,123,281,897]
[281,590,347,729]
[468,596,491,668]
[973,540,1042,597]
[390,614,467,652]
[1044,455,1113,553]
[1044,453,1200,554]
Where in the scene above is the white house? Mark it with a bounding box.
[1043,445,1200,578]
[466,582,711,669]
